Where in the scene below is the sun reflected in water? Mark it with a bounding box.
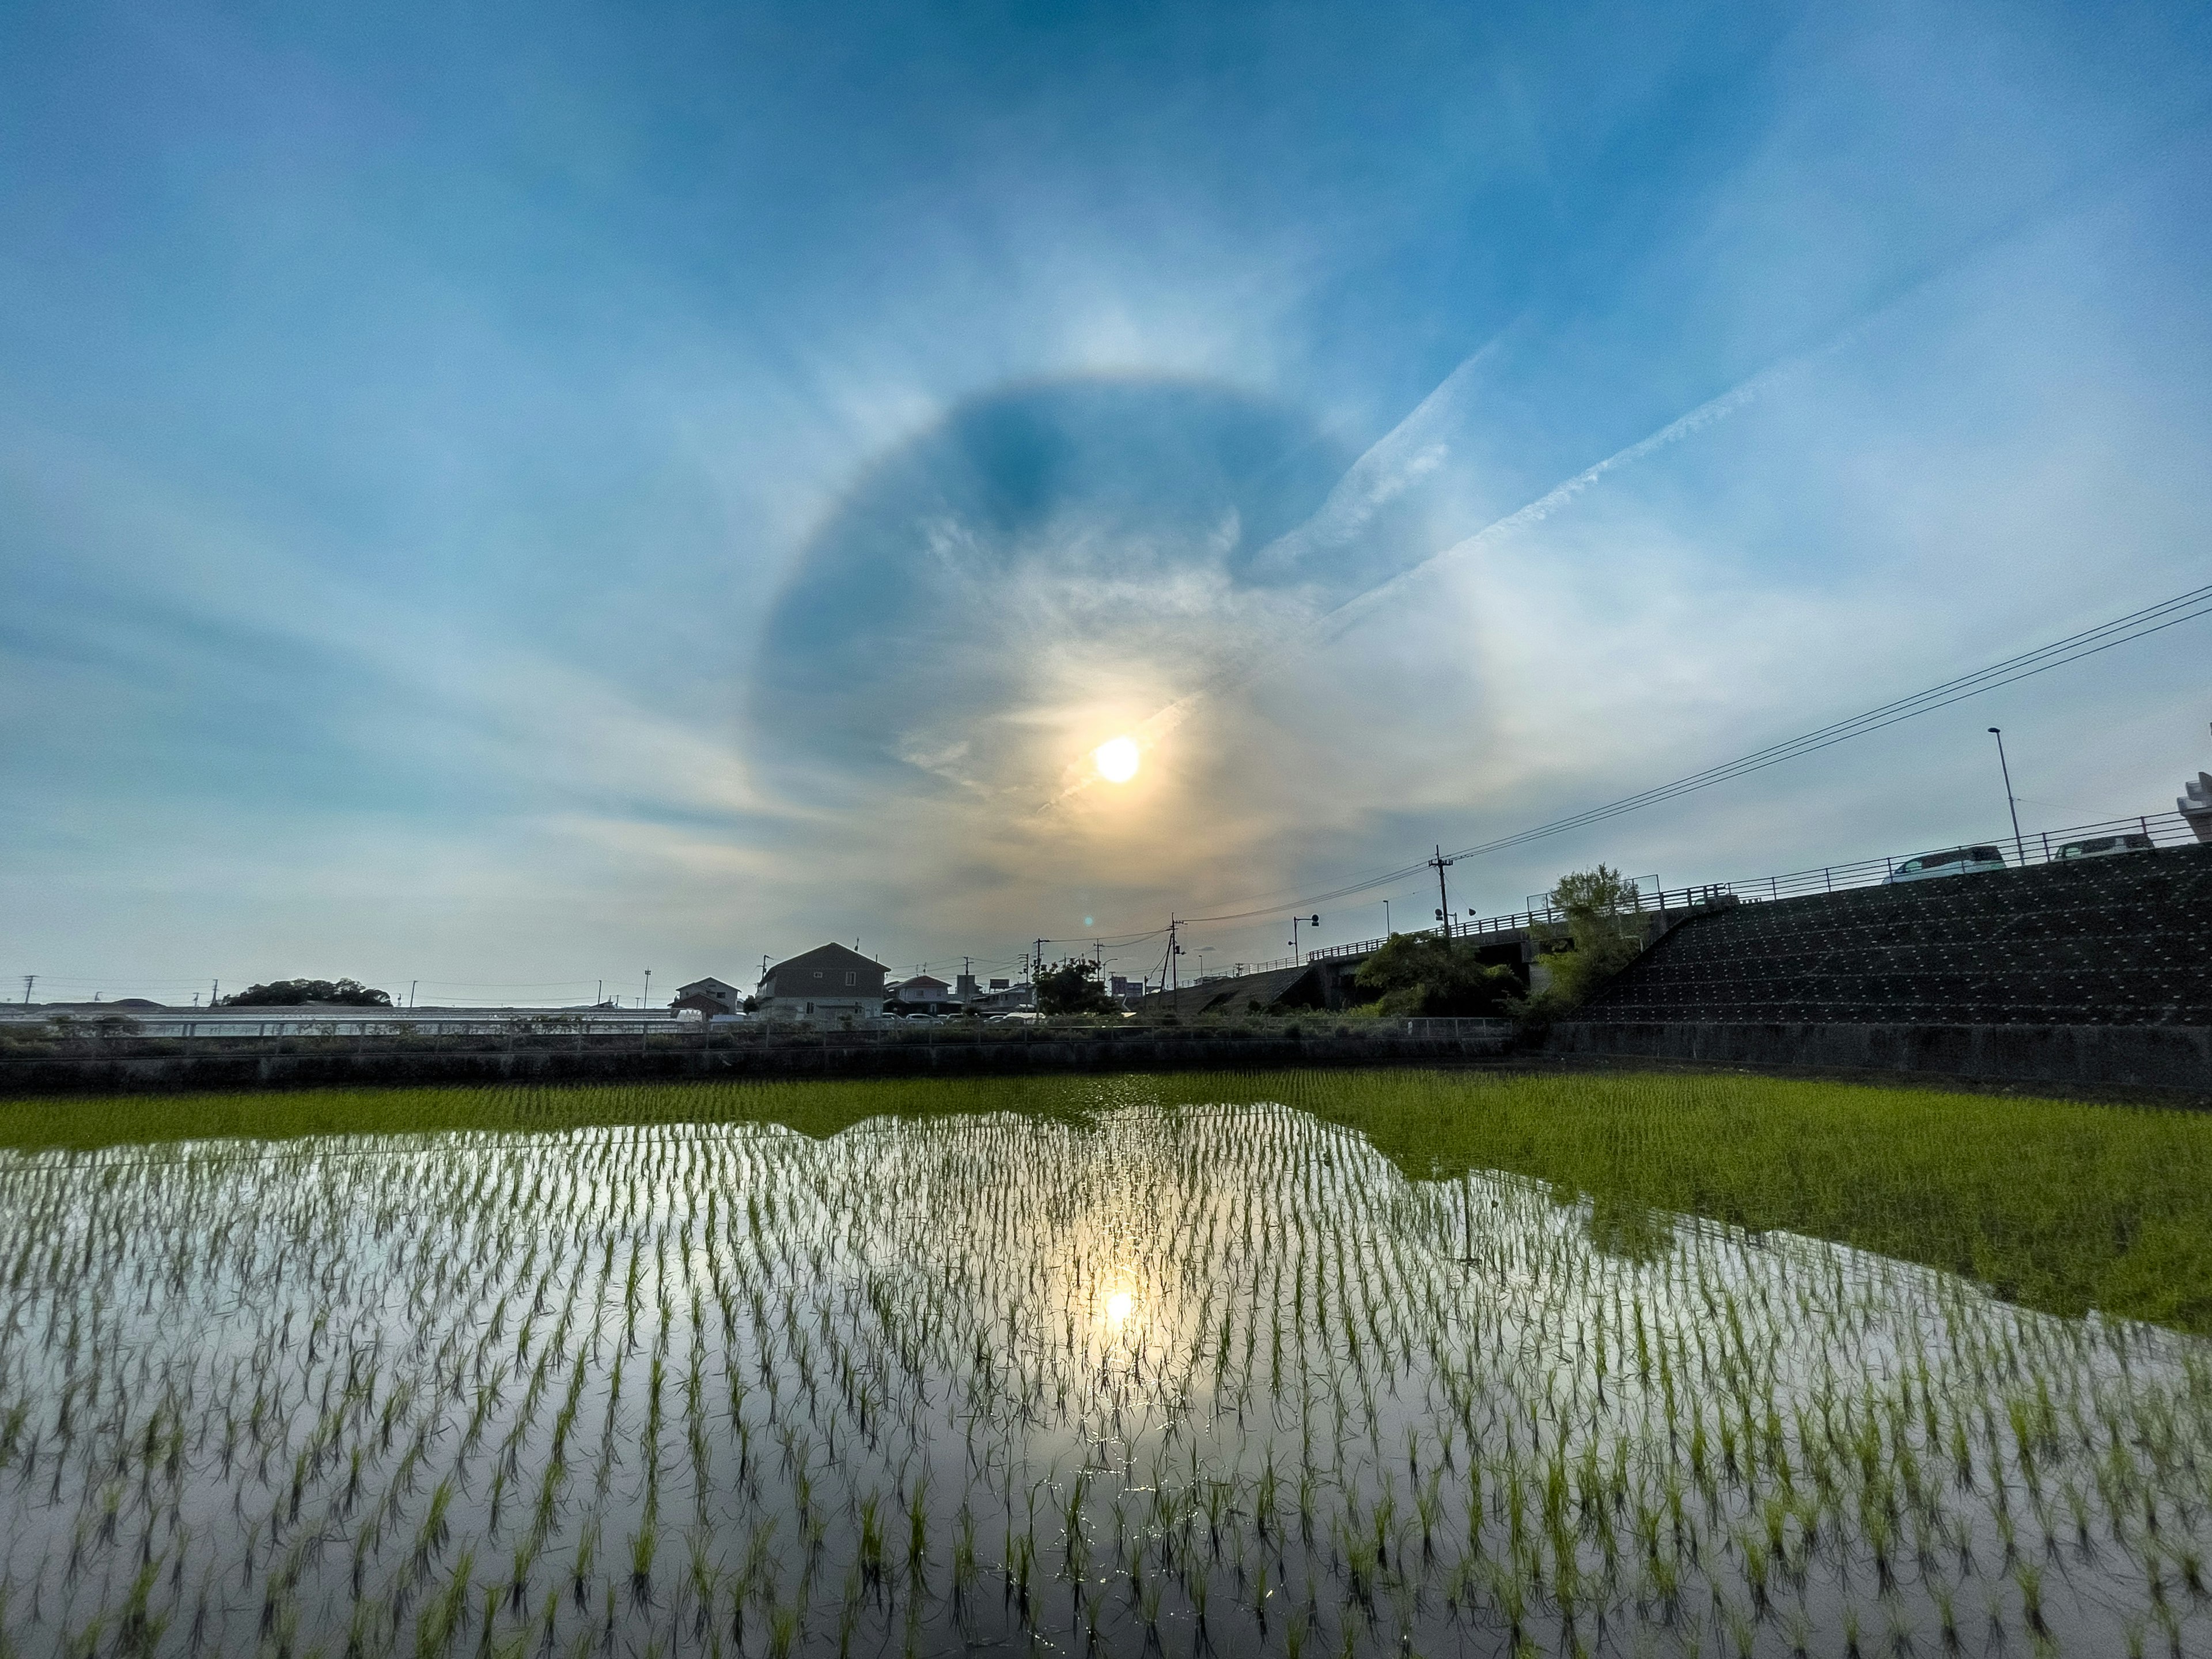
[1104,1289,1135,1325]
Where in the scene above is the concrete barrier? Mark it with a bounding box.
[1546,1021,2212,1092]
[0,1026,1518,1095]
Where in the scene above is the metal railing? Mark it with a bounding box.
[1301,807,2203,964]
[1402,1017,1516,1039]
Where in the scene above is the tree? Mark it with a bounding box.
[1532,864,1646,1006]
[219,978,393,1007]
[1352,934,1517,1018]
[1033,959,1118,1016]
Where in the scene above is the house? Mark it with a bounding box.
[755,944,890,1021]
[888,973,961,1016]
[670,977,743,1017]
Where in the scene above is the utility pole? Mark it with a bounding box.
[211,979,219,1007]
[1987,728,2026,865]
[410,979,418,1009]
[1165,915,1181,995]
[20,975,32,1006]
[1429,845,1456,940]
[643,969,652,1010]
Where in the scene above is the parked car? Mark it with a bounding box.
[2054,832,2154,860]
[1884,845,2008,884]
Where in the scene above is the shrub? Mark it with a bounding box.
[1351,934,1517,1017]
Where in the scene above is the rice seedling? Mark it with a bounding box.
[0,1070,2201,1654]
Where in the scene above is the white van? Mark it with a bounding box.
[2054,832,2153,860]
[1885,845,2008,884]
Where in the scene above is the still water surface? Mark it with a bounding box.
[0,1093,2205,1656]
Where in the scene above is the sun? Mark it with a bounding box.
[1105,1289,1135,1324]
[1093,736,1141,784]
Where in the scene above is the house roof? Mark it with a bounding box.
[897,975,951,993]
[762,942,887,987]
[675,977,738,996]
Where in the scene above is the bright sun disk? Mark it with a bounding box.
[1094,736,1141,783]
[1105,1290,1135,1323]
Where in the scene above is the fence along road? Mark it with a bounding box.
[1305,805,2205,962]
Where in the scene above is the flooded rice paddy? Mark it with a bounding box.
[0,1084,2207,1657]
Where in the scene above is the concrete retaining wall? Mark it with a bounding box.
[1546,1021,2212,1092]
[0,1028,1514,1096]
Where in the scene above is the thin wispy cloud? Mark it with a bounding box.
[3,0,2209,991]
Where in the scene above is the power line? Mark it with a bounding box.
[1181,579,2212,923]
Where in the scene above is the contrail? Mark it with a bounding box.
[1042,325,1849,809]
[1043,101,2206,809]
[1294,327,1858,653]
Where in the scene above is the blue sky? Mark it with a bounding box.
[3,0,2210,1002]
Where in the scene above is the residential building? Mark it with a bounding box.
[670,977,742,1016]
[755,944,889,1020]
[889,973,961,1015]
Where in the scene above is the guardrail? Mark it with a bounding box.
[1305,808,2204,963]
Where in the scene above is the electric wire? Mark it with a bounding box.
[1179,580,2212,925]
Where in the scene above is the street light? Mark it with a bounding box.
[1987,729,2026,865]
[1288,914,1320,961]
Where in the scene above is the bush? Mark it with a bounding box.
[1034,960,1117,1016]
[219,979,392,1008]
[1351,934,1517,1018]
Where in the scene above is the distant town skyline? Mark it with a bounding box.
[5,1,2211,999]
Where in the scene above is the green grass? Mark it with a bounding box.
[5,1064,2210,1332]
[0,1074,1094,1151]
[1253,1067,2212,1334]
